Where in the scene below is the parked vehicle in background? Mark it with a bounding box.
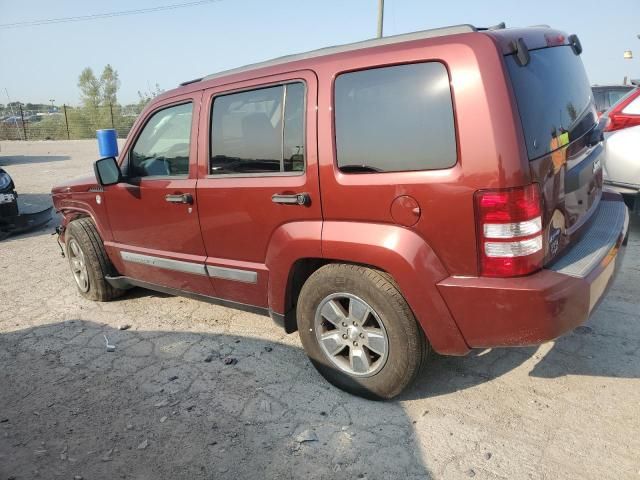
[592,84,635,116]
[52,24,629,399]
[0,168,52,240]
[602,86,640,208]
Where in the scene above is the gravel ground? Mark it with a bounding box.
[1,140,639,480]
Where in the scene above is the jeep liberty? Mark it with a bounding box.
[52,24,629,399]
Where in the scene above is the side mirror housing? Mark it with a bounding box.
[94,157,122,186]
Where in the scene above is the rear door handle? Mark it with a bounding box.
[165,193,193,204]
[272,192,311,206]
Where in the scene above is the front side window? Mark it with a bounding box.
[334,62,457,173]
[130,102,193,178]
[210,82,305,175]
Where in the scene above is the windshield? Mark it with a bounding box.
[506,45,597,160]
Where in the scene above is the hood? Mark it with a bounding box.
[51,173,100,194]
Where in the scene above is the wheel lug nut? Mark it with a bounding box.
[342,322,347,327]
[359,333,364,338]
[353,341,358,347]
[352,321,357,326]
[342,334,348,340]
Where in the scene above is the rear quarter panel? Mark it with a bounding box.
[315,32,530,277]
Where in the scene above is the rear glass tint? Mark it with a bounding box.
[506,46,596,160]
[334,62,457,173]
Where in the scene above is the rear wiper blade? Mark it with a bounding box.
[339,165,383,173]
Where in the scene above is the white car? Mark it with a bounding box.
[602,87,640,208]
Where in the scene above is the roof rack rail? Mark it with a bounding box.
[180,77,203,86]
[179,23,477,85]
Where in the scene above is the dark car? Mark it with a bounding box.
[592,84,635,115]
[52,24,629,399]
[0,167,18,218]
[0,167,52,239]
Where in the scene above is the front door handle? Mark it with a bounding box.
[165,193,193,204]
[272,192,311,206]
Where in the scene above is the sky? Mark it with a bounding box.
[1,0,639,106]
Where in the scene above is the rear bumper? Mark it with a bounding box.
[437,196,629,348]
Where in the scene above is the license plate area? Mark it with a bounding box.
[0,193,16,204]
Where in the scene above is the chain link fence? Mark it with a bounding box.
[0,104,144,141]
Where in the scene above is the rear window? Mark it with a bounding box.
[506,46,596,160]
[334,62,457,173]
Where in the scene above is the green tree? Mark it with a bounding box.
[100,64,120,106]
[78,67,101,109]
[137,83,164,107]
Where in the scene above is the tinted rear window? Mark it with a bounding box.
[334,62,457,173]
[506,46,596,160]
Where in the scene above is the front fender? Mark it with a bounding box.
[321,221,470,355]
[54,192,112,243]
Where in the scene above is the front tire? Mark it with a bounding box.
[65,218,124,301]
[297,264,429,400]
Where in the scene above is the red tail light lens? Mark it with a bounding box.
[603,89,640,132]
[603,113,640,132]
[475,184,544,277]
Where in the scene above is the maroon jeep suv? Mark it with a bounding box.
[52,24,629,399]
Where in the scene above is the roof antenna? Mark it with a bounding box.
[489,22,506,30]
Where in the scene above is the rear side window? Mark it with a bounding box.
[334,62,457,173]
[506,46,596,160]
[210,82,305,175]
[130,102,193,178]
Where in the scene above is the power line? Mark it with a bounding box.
[0,0,222,29]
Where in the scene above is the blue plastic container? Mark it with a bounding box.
[96,129,119,158]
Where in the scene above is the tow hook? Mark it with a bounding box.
[53,225,65,257]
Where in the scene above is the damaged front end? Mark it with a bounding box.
[0,168,52,240]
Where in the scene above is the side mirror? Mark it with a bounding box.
[93,157,122,186]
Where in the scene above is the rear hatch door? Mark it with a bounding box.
[505,42,602,263]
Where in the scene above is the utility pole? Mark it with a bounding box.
[377,0,384,38]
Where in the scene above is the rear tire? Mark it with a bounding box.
[297,264,429,400]
[65,218,124,301]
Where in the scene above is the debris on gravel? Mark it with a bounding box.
[295,429,318,443]
[574,325,594,335]
[223,357,238,365]
[137,439,149,450]
[118,324,131,331]
[100,448,113,462]
[264,346,273,352]
[103,335,116,352]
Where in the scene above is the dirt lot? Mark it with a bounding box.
[1,140,639,480]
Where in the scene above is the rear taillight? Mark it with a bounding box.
[475,183,544,277]
[603,89,640,132]
[603,113,640,132]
